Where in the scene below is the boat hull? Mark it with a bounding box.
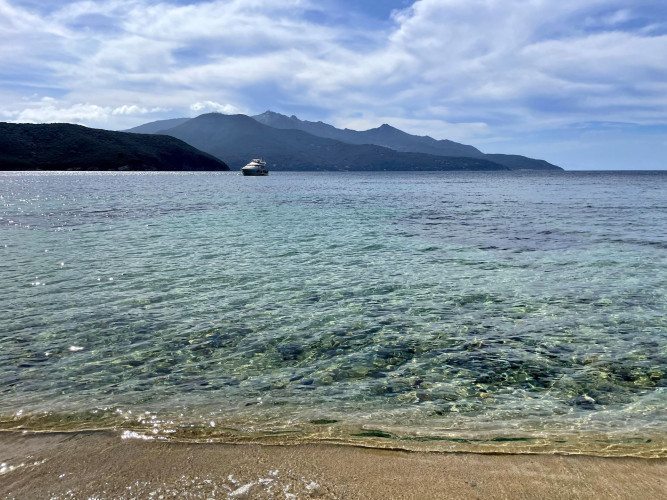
[241,169,269,176]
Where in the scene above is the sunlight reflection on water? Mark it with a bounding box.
[1,171,665,456]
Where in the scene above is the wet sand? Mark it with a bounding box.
[1,431,665,499]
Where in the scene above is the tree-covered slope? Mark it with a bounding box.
[0,122,229,171]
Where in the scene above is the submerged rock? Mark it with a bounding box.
[277,343,304,361]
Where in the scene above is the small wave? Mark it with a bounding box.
[1,414,665,458]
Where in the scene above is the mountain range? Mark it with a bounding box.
[0,123,229,171]
[126,111,561,171]
[0,113,559,172]
[254,112,563,171]
[140,113,509,171]
[253,111,485,158]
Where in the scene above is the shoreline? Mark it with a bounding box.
[2,420,664,459]
[1,431,665,499]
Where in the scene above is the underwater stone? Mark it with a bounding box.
[570,395,597,410]
[277,343,304,360]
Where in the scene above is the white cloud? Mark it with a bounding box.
[189,101,243,115]
[112,104,165,115]
[4,97,168,126]
[1,0,666,166]
[332,0,667,136]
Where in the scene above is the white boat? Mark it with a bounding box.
[241,158,269,176]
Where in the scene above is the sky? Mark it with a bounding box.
[1,0,666,170]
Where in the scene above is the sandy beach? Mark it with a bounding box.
[1,431,665,499]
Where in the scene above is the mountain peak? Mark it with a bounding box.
[193,112,254,123]
[374,123,401,134]
[252,110,302,128]
[257,110,284,117]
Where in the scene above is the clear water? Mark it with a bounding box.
[1,171,665,456]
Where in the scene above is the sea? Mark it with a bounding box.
[1,170,665,457]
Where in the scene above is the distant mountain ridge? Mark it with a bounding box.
[0,122,229,171]
[124,111,562,171]
[124,118,191,134]
[252,111,560,171]
[155,113,509,172]
[252,111,485,158]
[484,154,559,171]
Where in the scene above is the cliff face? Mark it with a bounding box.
[0,123,229,171]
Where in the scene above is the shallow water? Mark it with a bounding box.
[1,171,665,456]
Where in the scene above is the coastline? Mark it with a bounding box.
[2,411,665,458]
[1,431,665,499]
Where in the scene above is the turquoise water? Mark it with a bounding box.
[1,171,665,456]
